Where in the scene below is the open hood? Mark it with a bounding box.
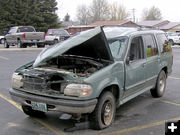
[33,27,114,67]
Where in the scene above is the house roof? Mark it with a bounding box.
[137,20,169,27]
[89,20,136,26]
[159,22,180,30]
[61,21,79,27]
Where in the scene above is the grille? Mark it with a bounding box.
[23,76,46,91]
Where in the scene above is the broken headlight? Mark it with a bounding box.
[12,73,23,88]
[64,84,92,97]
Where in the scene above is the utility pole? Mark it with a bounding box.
[131,8,136,22]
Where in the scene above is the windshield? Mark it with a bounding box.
[108,37,128,59]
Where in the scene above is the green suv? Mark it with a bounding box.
[9,27,173,129]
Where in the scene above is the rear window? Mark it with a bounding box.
[53,30,69,36]
[156,34,172,53]
[17,27,35,32]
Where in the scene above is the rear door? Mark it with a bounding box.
[142,34,159,88]
[124,35,146,98]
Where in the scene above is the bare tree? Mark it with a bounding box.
[142,6,162,20]
[76,4,90,25]
[88,0,110,23]
[109,2,130,21]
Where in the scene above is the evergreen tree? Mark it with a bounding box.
[0,0,60,34]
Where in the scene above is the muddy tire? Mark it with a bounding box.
[90,91,116,130]
[22,105,45,118]
[150,70,166,98]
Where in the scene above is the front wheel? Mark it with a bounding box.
[150,70,166,98]
[22,105,45,117]
[90,91,116,130]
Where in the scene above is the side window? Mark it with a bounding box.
[156,34,172,53]
[143,35,158,57]
[8,27,17,34]
[128,36,144,61]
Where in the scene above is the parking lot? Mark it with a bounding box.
[0,45,180,135]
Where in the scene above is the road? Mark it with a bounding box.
[0,47,180,135]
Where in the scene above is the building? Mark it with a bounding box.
[159,22,180,32]
[89,20,139,27]
[65,25,96,35]
[137,20,169,28]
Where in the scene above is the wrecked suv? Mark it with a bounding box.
[9,27,173,129]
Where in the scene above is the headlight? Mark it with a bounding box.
[12,73,23,88]
[64,84,92,97]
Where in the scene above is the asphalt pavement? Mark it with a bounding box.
[0,46,180,135]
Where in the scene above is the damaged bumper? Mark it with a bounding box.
[9,88,97,114]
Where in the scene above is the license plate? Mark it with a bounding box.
[31,102,47,112]
[32,40,37,42]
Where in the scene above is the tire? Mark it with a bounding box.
[150,70,166,98]
[169,40,174,46]
[22,105,45,118]
[37,43,45,48]
[54,39,58,44]
[1,38,5,44]
[17,40,23,48]
[90,91,116,130]
[4,40,9,48]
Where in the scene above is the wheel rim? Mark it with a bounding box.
[159,75,165,93]
[102,101,114,126]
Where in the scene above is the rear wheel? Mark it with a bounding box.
[4,40,9,48]
[54,39,58,44]
[150,70,166,98]
[22,105,45,117]
[90,91,116,130]
[17,40,24,48]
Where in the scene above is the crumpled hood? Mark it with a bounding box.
[33,27,113,67]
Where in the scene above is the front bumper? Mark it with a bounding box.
[9,88,97,114]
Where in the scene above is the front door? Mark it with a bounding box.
[124,36,146,98]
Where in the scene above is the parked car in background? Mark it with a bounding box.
[166,32,180,45]
[9,27,173,130]
[4,26,45,48]
[0,35,4,44]
[45,29,70,45]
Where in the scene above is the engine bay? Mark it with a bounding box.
[37,55,109,77]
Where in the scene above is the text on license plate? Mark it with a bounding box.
[31,102,47,112]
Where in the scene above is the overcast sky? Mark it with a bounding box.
[57,0,180,22]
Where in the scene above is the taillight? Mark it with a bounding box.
[22,34,25,39]
[44,33,46,39]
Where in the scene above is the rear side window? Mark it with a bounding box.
[156,34,172,53]
[143,35,158,57]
